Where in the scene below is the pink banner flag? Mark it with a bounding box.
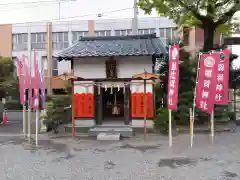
[195,53,218,114]
[22,54,30,89]
[17,56,25,105]
[168,44,180,110]
[213,49,230,105]
[39,68,46,107]
[32,50,40,110]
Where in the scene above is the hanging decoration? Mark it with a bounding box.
[112,88,120,115]
[123,83,126,94]
[110,84,113,94]
[98,84,101,95]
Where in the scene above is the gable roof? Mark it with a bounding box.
[54,34,167,61]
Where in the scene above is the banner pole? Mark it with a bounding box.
[23,104,27,138]
[36,106,39,146]
[27,24,32,140]
[210,110,214,144]
[192,52,202,148]
[189,108,193,147]
[169,109,172,147]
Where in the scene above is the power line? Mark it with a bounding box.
[0,0,70,7]
[0,0,72,12]
[10,7,134,27]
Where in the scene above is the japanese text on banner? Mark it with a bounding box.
[214,49,230,105]
[168,44,180,110]
[195,53,218,114]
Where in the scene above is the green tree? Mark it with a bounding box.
[0,57,15,99]
[43,95,71,133]
[139,0,240,50]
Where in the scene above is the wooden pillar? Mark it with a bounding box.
[71,60,75,137]
[94,84,103,125]
[124,84,131,125]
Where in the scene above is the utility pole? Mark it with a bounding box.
[27,23,32,139]
[47,22,53,95]
[57,0,77,20]
[133,0,139,35]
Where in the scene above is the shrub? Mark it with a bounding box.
[42,95,71,133]
[154,108,176,134]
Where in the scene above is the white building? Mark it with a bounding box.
[10,17,175,77]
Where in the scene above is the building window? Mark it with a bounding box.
[138,28,155,35]
[41,56,58,76]
[105,57,117,78]
[72,31,89,42]
[139,28,156,35]
[95,30,111,37]
[159,28,175,45]
[12,33,28,51]
[52,32,69,49]
[52,57,58,76]
[31,33,46,50]
[115,29,132,36]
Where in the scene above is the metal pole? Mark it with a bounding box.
[169,109,172,147]
[133,0,138,35]
[234,88,237,123]
[36,102,39,145]
[189,108,193,147]
[191,53,202,147]
[210,110,214,144]
[58,1,61,20]
[27,23,32,139]
[23,104,27,137]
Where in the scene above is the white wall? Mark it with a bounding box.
[73,56,153,93]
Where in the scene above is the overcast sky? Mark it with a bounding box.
[0,0,239,67]
[0,0,158,24]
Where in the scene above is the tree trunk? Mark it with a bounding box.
[203,24,216,51]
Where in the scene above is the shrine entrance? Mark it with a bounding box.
[102,87,125,123]
[94,80,131,126]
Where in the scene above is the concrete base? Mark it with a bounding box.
[236,120,240,126]
[97,133,120,140]
[64,125,91,133]
[40,119,47,132]
[75,119,95,126]
[131,119,154,128]
[89,126,133,138]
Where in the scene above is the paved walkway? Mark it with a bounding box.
[0,132,239,179]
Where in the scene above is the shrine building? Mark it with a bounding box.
[55,34,167,136]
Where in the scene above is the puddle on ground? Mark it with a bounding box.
[104,160,116,170]
[53,153,75,162]
[0,137,68,154]
[158,157,197,169]
[222,171,238,179]
[199,156,213,162]
[120,143,161,152]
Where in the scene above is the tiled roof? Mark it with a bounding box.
[54,34,167,61]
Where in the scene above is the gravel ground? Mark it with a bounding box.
[0,132,239,180]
